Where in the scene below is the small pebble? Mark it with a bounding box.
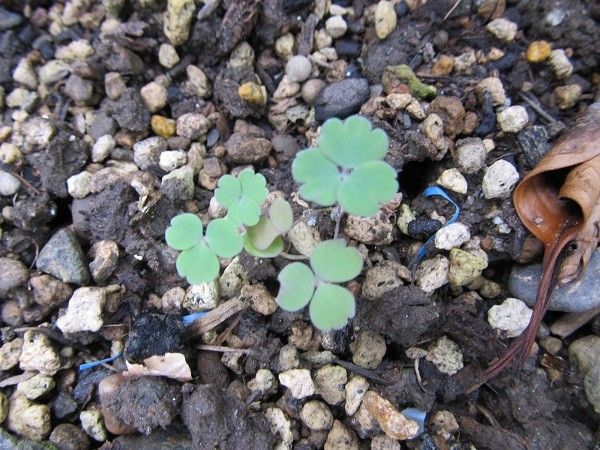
[89,240,119,283]
[92,134,116,163]
[177,113,211,140]
[487,297,533,338]
[80,409,107,442]
[302,79,326,105]
[19,330,61,376]
[526,40,552,63]
[300,400,334,431]
[482,159,519,199]
[17,373,55,400]
[375,1,397,40]
[186,65,211,98]
[140,81,167,113]
[363,391,419,440]
[184,281,220,311]
[285,55,312,83]
[151,115,177,139]
[238,82,267,106]
[0,170,20,196]
[240,283,278,315]
[455,138,487,174]
[554,84,582,110]
[104,72,125,100]
[437,168,467,194]
[0,338,23,371]
[361,261,404,301]
[430,410,459,437]
[497,105,529,133]
[425,335,464,375]
[278,369,315,399]
[49,423,91,450]
[7,394,51,441]
[485,17,518,42]
[314,364,347,405]
[67,171,92,199]
[448,248,488,286]
[325,15,347,38]
[434,222,471,250]
[159,43,180,68]
[159,150,187,172]
[350,331,386,369]
[548,49,573,79]
[275,33,295,59]
[57,286,116,333]
[476,77,506,106]
[264,407,293,447]
[325,420,359,449]
[163,0,195,46]
[431,54,455,76]
[416,255,450,294]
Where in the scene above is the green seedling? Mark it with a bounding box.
[276,240,363,331]
[292,115,398,216]
[165,213,243,284]
[244,197,294,257]
[215,167,268,226]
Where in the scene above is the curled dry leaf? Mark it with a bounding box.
[124,352,192,382]
[473,102,600,389]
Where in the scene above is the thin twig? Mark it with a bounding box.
[519,93,558,124]
[215,312,242,346]
[196,344,255,354]
[188,298,246,337]
[280,251,309,260]
[333,358,387,384]
[8,170,41,195]
[442,0,463,22]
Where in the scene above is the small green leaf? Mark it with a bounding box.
[292,149,339,206]
[176,244,220,284]
[165,213,203,251]
[318,115,389,169]
[310,239,362,283]
[309,283,355,331]
[268,197,293,233]
[205,218,244,258]
[276,262,316,311]
[227,198,261,227]
[338,160,398,217]
[215,174,241,209]
[244,234,284,258]
[246,215,280,250]
[239,168,268,204]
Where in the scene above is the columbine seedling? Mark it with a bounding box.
[165,115,397,331]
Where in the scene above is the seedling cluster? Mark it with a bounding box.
[165,115,398,330]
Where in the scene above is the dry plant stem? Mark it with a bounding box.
[442,0,463,21]
[188,298,245,337]
[333,204,344,239]
[196,345,254,355]
[280,251,309,260]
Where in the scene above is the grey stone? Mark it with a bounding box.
[36,228,91,285]
[315,78,370,122]
[0,170,20,195]
[509,249,600,312]
[0,7,22,31]
[88,112,117,141]
[0,257,28,295]
[112,88,150,132]
[64,74,93,103]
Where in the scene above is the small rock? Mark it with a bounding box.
[240,283,277,315]
[371,434,401,450]
[497,105,529,133]
[162,165,194,200]
[476,77,506,106]
[278,344,300,372]
[425,335,464,375]
[39,60,70,85]
[151,115,177,139]
[20,331,60,376]
[17,374,55,400]
[569,335,600,375]
[248,369,277,394]
[89,240,119,283]
[437,168,467,194]
[287,220,321,256]
[184,281,220,311]
[133,136,167,170]
[0,392,6,424]
[584,364,600,415]
[89,112,117,140]
[286,55,312,82]
[431,54,455,76]
[325,15,347,38]
[485,17,518,42]
[164,0,196,46]
[510,249,600,312]
[92,135,116,163]
[278,369,315,399]
[105,72,126,100]
[0,338,23,370]
[112,88,151,132]
[420,114,449,157]
[13,58,38,90]
[226,132,272,164]
[416,255,450,294]
[186,65,211,98]
[325,420,359,449]
[345,375,369,415]
[159,150,187,171]
[49,423,91,450]
[0,143,23,165]
[548,49,573,79]
[57,286,117,333]
[482,159,519,199]
[427,96,465,138]
[161,287,185,313]
[430,410,459,437]
[7,394,51,441]
[554,84,582,110]
[36,228,91,285]
[361,261,405,300]
[275,33,295,60]
[67,171,93,199]
[363,391,419,440]
[31,274,73,308]
[238,82,267,106]
[264,407,293,448]
[434,222,471,250]
[455,138,487,174]
[350,330,386,369]
[487,297,533,338]
[0,257,28,295]
[315,78,370,121]
[314,364,347,405]
[344,213,393,245]
[301,400,334,431]
[375,1,397,40]
[301,79,326,105]
[219,257,248,298]
[177,113,211,140]
[140,81,167,113]
[158,43,180,68]
[64,74,93,103]
[21,117,55,150]
[540,336,562,355]
[526,40,552,63]
[80,409,107,441]
[448,248,488,286]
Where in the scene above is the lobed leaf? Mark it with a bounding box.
[338,160,398,217]
[205,218,244,258]
[244,234,284,258]
[310,239,363,283]
[292,149,339,206]
[246,215,280,250]
[165,213,203,251]
[239,168,268,204]
[176,244,220,284]
[268,197,294,233]
[309,283,356,331]
[318,115,389,169]
[214,174,241,209]
[227,198,261,227]
[276,262,316,311]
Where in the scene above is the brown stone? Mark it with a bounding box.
[427,96,465,138]
[363,391,420,440]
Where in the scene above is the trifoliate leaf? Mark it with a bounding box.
[318,115,389,169]
[215,174,241,209]
[309,283,355,331]
[246,215,280,250]
[338,160,398,217]
[310,239,362,283]
[239,168,268,204]
[176,244,220,284]
[227,198,261,227]
[205,218,244,258]
[292,148,339,206]
[165,213,203,251]
[276,262,316,311]
[268,197,293,233]
[244,234,284,258]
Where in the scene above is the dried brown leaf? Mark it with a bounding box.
[123,353,192,382]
